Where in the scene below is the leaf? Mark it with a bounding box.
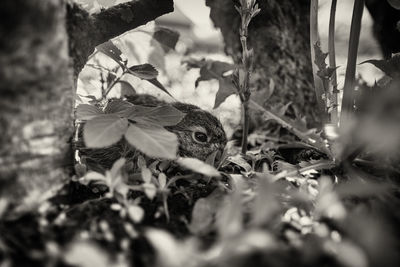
[361,53,400,78]
[214,77,237,108]
[143,183,157,200]
[83,115,129,148]
[189,198,215,234]
[128,64,158,80]
[104,99,134,114]
[127,205,145,223]
[133,105,185,126]
[96,40,123,64]
[152,27,180,52]
[63,241,111,267]
[387,0,400,9]
[176,157,221,177]
[124,124,178,159]
[158,173,167,188]
[226,154,252,173]
[195,60,235,87]
[119,80,136,96]
[146,229,188,267]
[147,78,173,98]
[110,158,126,181]
[76,104,103,120]
[141,167,152,183]
[314,42,328,71]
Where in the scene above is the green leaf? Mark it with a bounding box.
[214,77,237,108]
[104,99,134,114]
[152,27,180,52]
[96,40,123,65]
[361,53,400,78]
[76,104,103,120]
[124,124,178,159]
[176,157,221,177]
[83,115,129,148]
[128,64,158,80]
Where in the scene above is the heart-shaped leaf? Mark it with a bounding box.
[84,115,129,148]
[76,104,103,120]
[124,124,178,159]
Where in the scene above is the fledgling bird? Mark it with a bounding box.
[78,94,227,171]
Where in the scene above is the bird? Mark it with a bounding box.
[77,94,227,171]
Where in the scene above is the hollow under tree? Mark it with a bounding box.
[0,0,173,212]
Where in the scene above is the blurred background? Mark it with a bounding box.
[75,0,385,137]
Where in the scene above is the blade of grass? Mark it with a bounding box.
[329,0,339,125]
[310,0,328,123]
[340,0,364,129]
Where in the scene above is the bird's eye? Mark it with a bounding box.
[193,131,208,143]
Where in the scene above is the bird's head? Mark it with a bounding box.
[166,102,227,163]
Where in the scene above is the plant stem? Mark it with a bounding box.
[241,100,250,153]
[104,69,127,97]
[236,0,259,154]
[310,0,327,123]
[329,0,339,125]
[250,100,332,158]
[340,0,364,129]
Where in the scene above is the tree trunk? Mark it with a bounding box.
[0,0,173,213]
[206,0,321,127]
[0,0,73,211]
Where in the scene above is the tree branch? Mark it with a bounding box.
[67,0,174,75]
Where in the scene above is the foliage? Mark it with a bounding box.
[1,1,400,267]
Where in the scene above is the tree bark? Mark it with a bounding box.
[206,0,321,127]
[0,0,173,213]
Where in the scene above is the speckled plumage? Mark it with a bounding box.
[78,95,227,171]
